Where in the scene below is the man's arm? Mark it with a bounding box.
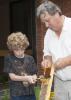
[54,55,71,70]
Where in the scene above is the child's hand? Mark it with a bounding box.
[26,75,36,84]
[32,74,37,83]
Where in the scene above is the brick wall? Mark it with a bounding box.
[62,0,71,16]
[36,18,46,74]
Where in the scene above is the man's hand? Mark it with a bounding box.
[54,58,67,70]
[41,59,52,68]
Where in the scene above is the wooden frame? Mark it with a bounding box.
[0,50,32,56]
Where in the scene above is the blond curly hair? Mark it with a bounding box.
[7,32,29,50]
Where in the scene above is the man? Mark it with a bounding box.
[37,1,71,100]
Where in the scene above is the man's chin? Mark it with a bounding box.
[49,27,54,31]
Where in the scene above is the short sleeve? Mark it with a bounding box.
[4,56,14,74]
[30,57,37,74]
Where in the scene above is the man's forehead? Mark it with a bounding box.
[40,12,50,21]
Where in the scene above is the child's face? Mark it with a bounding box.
[13,49,25,58]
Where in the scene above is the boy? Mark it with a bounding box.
[4,32,37,100]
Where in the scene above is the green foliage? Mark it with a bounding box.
[34,86,40,100]
[0,74,8,84]
[1,89,9,100]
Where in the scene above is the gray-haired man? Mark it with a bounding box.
[37,1,71,100]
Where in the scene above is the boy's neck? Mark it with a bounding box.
[15,54,25,58]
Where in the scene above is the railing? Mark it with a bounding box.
[0,49,32,56]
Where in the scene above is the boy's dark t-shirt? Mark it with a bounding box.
[4,54,37,96]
